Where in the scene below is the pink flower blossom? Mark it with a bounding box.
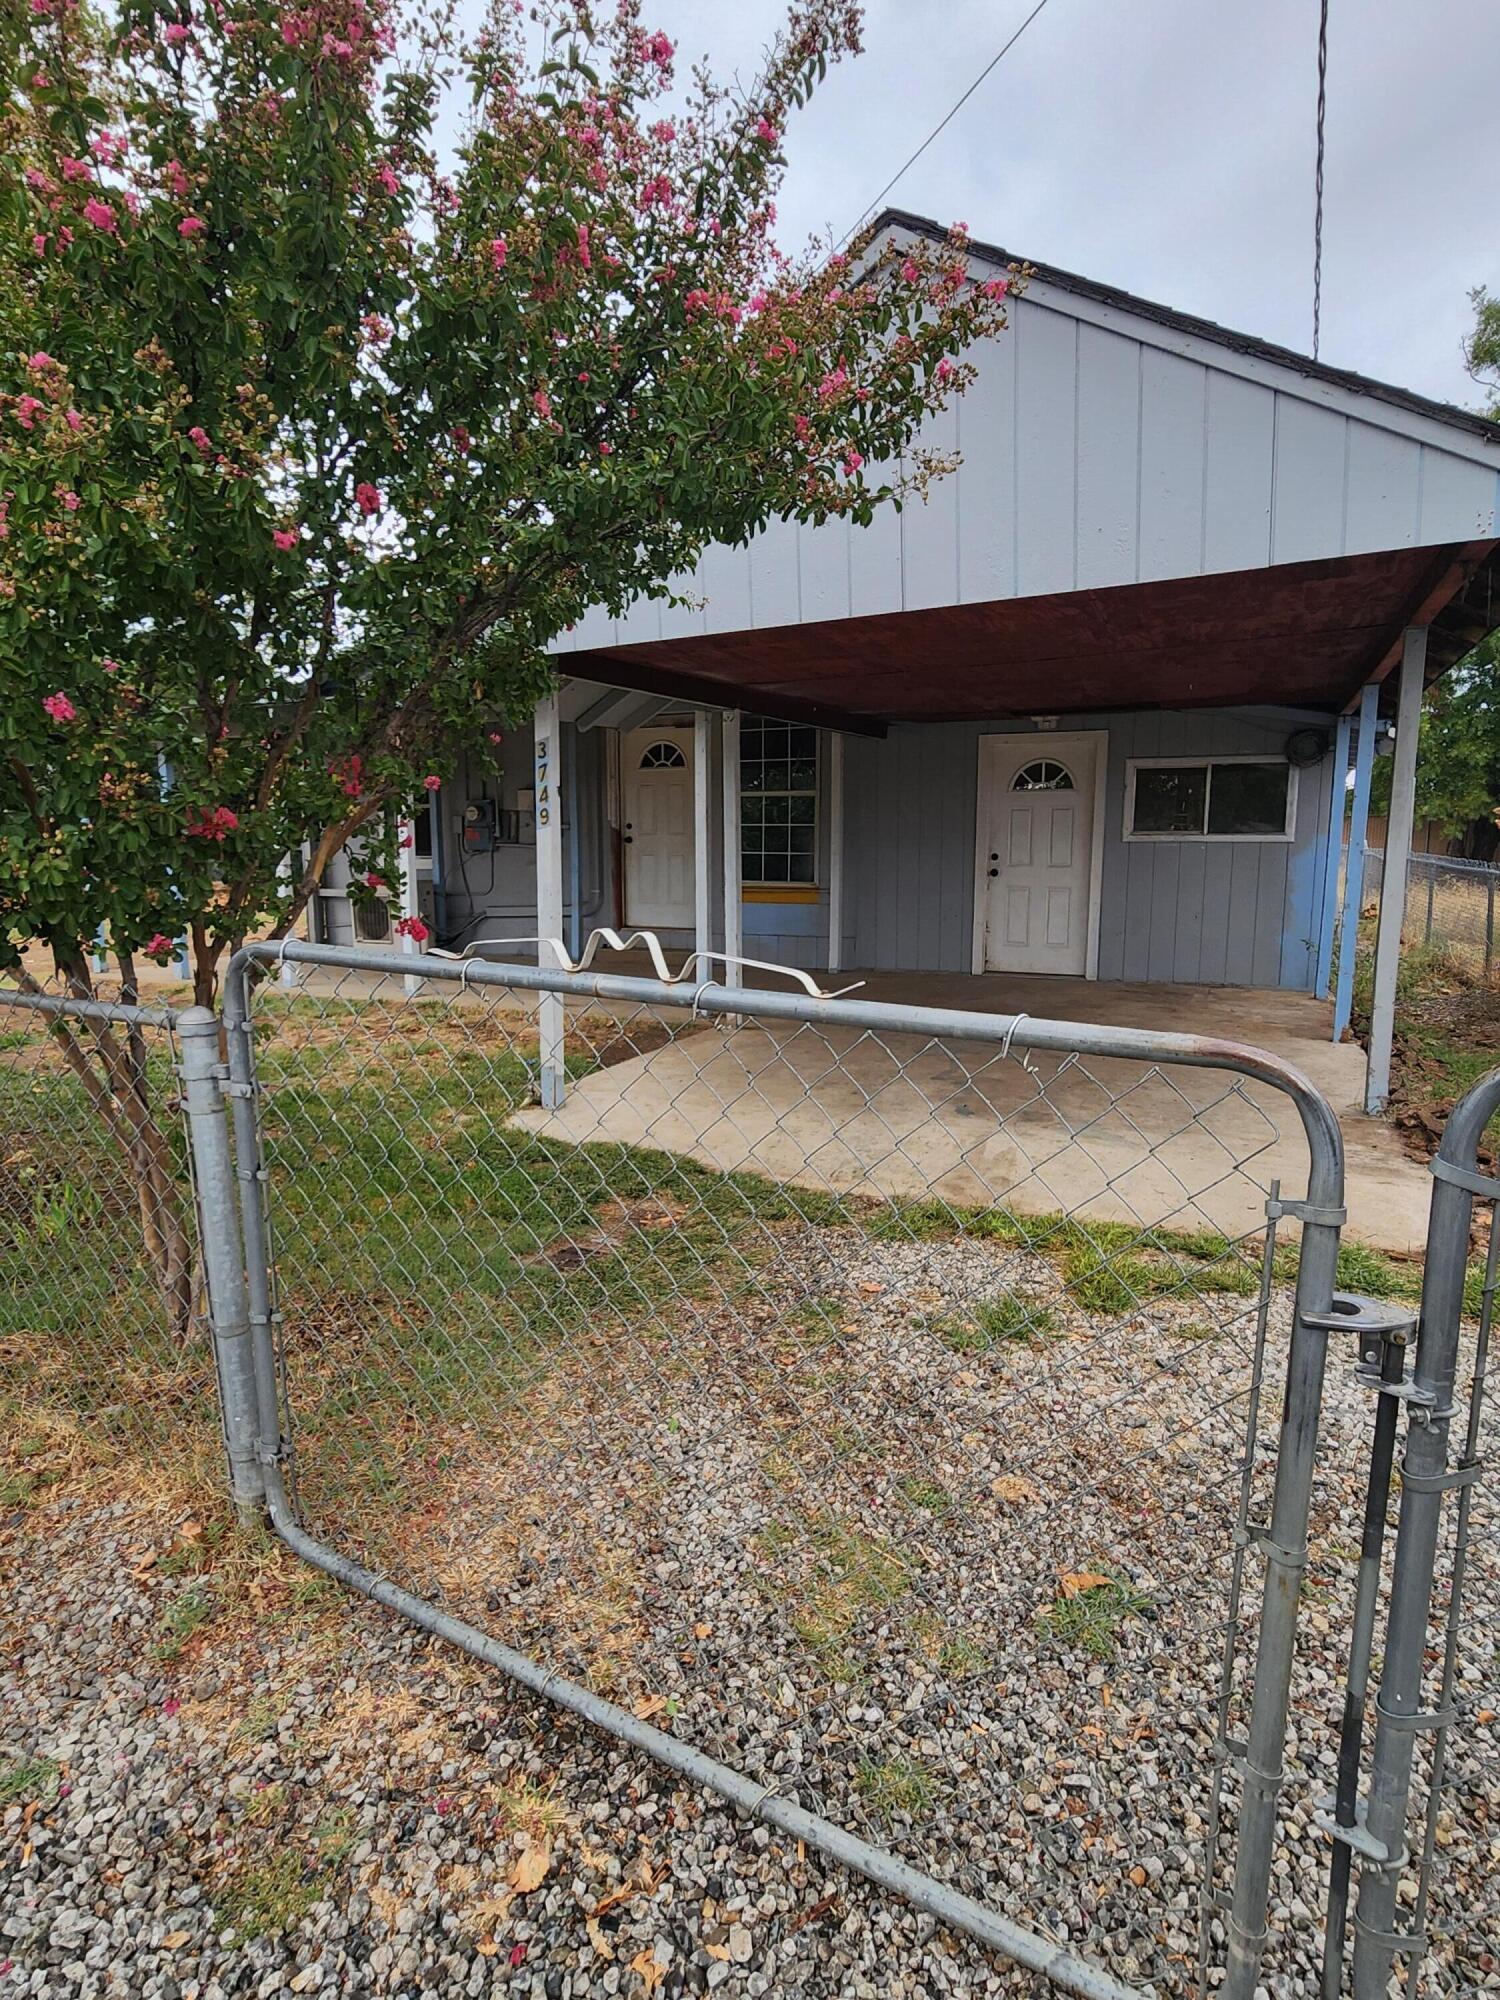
[575,224,591,270]
[186,805,238,841]
[598,441,613,456]
[165,159,191,199]
[935,357,955,383]
[60,156,93,184]
[489,235,507,271]
[163,21,191,44]
[102,658,120,674]
[842,448,864,474]
[178,215,206,237]
[361,313,392,346]
[753,117,779,146]
[187,425,213,455]
[145,933,174,960]
[364,872,386,890]
[355,481,382,516]
[82,197,117,233]
[450,423,472,452]
[532,388,552,421]
[375,162,400,197]
[13,395,43,430]
[65,408,83,430]
[272,527,298,551]
[32,234,48,257]
[650,119,676,142]
[161,1696,181,1716]
[59,489,81,511]
[395,915,429,943]
[817,365,849,402]
[900,258,919,283]
[42,691,77,722]
[28,351,58,372]
[638,28,673,67]
[979,277,1008,300]
[91,131,125,167]
[422,774,441,791]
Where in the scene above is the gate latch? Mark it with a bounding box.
[1301,1293,1428,1403]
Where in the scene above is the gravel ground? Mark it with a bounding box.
[4,1220,1497,1999]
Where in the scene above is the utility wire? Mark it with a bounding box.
[839,0,1059,249]
[1312,0,1329,358]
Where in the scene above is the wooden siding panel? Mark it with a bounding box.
[956,325,1018,603]
[1014,305,1079,597]
[1203,373,1275,574]
[1074,323,1141,589]
[848,455,905,616]
[1139,350,1208,581]
[904,402,961,611]
[1417,446,1499,543]
[698,539,754,637]
[748,517,801,628]
[798,515,852,625]
[1272,399,1348,565]
[1344,425,1421,555]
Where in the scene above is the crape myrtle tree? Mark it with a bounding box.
[0,0,1014,1334]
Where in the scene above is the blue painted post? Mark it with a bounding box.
[1313,713,1352,998]
[1332,685,1378,1042]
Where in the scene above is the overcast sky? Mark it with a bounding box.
[576,0,1498,413]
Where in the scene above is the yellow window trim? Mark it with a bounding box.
[741,883,820,905]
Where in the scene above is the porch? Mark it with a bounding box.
[507,956,1431,1255]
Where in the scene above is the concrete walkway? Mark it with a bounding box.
[513,964,1432,1255]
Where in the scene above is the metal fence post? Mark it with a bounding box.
[1220,1197,1344,2000]
[177,1005,264,1525]
[1350,1066,1500,1997]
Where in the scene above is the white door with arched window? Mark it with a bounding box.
[622,725,696,929]
[974,732,1105,976]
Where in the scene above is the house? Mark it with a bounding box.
[319,211,1500,1123]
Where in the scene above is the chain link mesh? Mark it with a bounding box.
[1362,847,1500,980]
[240,959,1352,1993]
[0,984,218,1509]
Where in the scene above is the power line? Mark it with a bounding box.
[839,0,1059,249]
[1312,0,1329,358]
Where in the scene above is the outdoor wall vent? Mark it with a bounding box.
[1030,714,1060,731]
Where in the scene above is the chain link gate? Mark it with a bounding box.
[1325,1064,1498,1999]
[177,936,1372,1999]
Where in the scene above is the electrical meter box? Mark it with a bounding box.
[462,797,498,853]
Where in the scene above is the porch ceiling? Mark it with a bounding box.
[571,539,1500,735]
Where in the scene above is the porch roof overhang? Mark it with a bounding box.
[569,538,1500,739]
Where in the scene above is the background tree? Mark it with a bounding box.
[1,0,1012,1332]
[1464,283,1500,419]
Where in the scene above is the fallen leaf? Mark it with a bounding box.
[508,1841,550,1893]
[592,1882,638,1919]
[1059,1571,1113,1599]
[992,1475,1038,1505]
[703,1941,731,1963]
[693,1623,712,1640]
[858,1281,885,1296]
[162,1931,190,1949]
[586,1916,615,1962]
[632,1694,668,1721]
[475,1939,499,1958]
[180,1519,203,1542]
[1478,1709,1496,1726]
[629,1947,666,1993]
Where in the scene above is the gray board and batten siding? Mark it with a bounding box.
[556,227,1500,653]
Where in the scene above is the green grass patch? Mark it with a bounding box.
[215,1845,327,1939]
[854,1756,939,1822]
[0,1751,60,1807]
[152,1581,217,1663]
[1040,1567,1154,1662]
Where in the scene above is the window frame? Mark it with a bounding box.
[739,719,820,890]
[1122,755,1299,844]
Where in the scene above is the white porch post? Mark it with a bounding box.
[693,709,713,971]
[721,709,743,989]
[397,816,422,996]
[1364,626,1426,1115]
[826,731,845,975]
[533,691,566,1108]
[276,853,298,987]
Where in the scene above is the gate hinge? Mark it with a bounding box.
[219,1077,257,1099]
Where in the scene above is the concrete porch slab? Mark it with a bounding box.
[513,963,1432,1256]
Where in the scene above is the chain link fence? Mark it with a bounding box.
[4,946,1496,1998]
[1362,848,1500,979]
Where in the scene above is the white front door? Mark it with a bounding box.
[976,734,1102,976]
[622,725,696,929]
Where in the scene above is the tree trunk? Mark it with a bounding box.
[23,956,200,1345]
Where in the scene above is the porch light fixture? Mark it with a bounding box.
[1030,714,1060,731]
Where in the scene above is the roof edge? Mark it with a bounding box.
[872,208,1500,449]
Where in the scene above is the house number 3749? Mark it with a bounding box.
[534,737,551,828]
